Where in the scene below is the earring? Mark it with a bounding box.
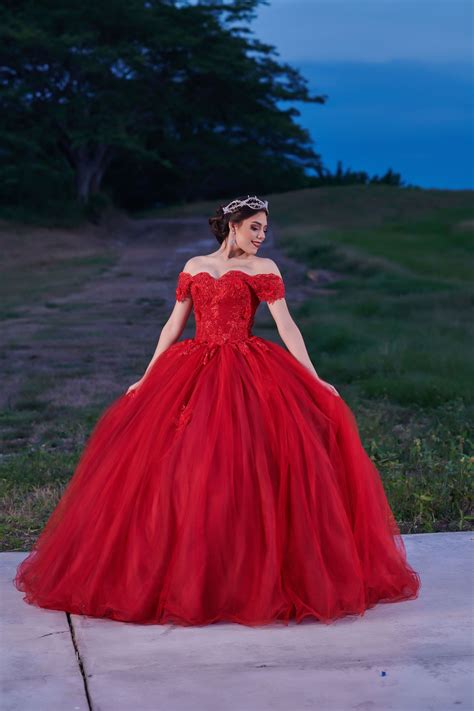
[231,229,236,246]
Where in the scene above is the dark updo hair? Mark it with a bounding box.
[208,195,269,244]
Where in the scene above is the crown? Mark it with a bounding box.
[222,195,269,215]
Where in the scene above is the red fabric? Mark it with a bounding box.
[14,270,421,626]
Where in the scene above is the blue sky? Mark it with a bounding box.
[253,0,473,189]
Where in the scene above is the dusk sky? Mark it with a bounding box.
[252,0,473,189]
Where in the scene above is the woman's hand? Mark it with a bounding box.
[317,378,340,397]
[126,378,144,396]
[303,363,341,398]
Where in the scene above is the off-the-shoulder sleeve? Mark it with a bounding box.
[175,271,193,301]
[254,274,285,304]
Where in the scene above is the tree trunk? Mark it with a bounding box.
[56,132,112,202]
[74,144,112,202]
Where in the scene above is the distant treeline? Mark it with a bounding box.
[0,0,403,220]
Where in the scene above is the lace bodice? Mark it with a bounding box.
[175,270,285,346]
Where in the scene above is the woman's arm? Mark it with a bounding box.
[275,314,320,378]
[126,297,193,394]
[144,301,192,376]
[262,259,339,396]
[269,300,319,376]
[271,304,339,396]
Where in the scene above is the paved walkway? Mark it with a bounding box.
[1,532,472,711]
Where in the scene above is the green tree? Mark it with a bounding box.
[0,0,326,210]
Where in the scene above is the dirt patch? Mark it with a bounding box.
[1,215,339,448]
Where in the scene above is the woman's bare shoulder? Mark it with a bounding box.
[180,255,282,277]
[253,257,282,277]
[181,256,206,274]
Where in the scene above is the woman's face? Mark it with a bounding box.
[231,211,268,254]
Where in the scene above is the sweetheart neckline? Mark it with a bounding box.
[180,270,282,282]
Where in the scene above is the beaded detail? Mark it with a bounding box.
[174,269,284,350]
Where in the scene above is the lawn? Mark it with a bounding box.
[1,185,473,550]
[270,186,474,534]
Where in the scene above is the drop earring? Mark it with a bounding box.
[231,229,236,246]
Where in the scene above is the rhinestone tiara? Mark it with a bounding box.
[222,195,269,215]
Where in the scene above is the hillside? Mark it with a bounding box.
[1,185,473,549]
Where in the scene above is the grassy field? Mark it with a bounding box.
[274,188,474,535]
[1,186,473,550]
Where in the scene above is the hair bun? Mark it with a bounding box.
[208,212,228,243]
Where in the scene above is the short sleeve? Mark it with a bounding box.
[254,274,285,304]
[175,271,193,302]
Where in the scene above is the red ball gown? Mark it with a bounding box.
[14,269,421,626]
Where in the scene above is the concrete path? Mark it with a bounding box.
[1,532,473,711]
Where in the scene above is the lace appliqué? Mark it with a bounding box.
[201,345,218,364]
[175,339,219,365]
[253,274,285,304]
[176,336,270,363]
[175,270,284,305]
[173,270,284,349]
[175,402,193,431]
[247,336,271,353]
[177,338,201,357]
[175,272,193,301]
[170,270,279,434]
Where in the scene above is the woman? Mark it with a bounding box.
[14,195,421,626]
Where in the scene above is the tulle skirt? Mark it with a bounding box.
[14,335,421,626]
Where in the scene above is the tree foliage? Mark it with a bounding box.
[0,0,327,213]
[310,161,404,187]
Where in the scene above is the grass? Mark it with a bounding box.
[0,449,80,550]
[266,187,474,533]
[0,254,117,313]
[279,207,473,407]
[0,402,105,549]
[1,184,473,550]
[345,396,473,533]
